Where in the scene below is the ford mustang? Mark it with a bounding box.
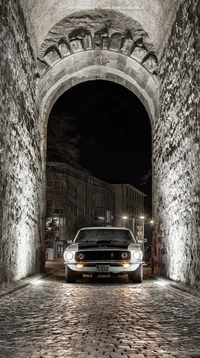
[63,227,143,283]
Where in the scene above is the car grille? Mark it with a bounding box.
[75,250,131,262]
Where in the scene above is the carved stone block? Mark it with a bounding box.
[120,38,134,55]
[130,46,148,63]
[69,39,83,53]
[109,33,123,52]
[58,42,71,57]
[143,56,158,71]
[83,34,93,50]
[94,33,102,49]
[44,48,60,66]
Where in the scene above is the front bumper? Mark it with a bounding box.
[64,261,142,274]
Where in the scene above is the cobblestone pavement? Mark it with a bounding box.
[0,263,200,358]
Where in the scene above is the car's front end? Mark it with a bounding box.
[63,227,143,283]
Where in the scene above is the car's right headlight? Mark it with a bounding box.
[63,251,74,261]
[121,252,128,259]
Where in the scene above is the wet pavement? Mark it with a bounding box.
[0,260,200,358]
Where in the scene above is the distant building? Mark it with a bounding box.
[46,162,115,258]
[46,163,147,259]
[112,183,146,236]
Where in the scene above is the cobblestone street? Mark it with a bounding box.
[0,262,200,358]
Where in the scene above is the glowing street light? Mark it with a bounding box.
[122,215,128,227]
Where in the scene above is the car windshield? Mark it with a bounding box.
[74,229,136,244]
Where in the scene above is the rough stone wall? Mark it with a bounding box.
[0,0,42,284]
[153,0,200,286]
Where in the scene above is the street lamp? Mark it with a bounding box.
[122,216,128,227]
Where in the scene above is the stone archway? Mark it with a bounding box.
[1,0,199,287]
[36,4,200,288]
[36,12,159,162]
[35,11,159,282]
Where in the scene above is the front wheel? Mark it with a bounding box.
[129,264,143,283]
[65,266,77,283]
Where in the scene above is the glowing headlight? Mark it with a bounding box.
[121,252,128,259]
[64,251,74,261]
[133,251,142,260]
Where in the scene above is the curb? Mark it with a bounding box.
[0,269,58,299]
[145,271,200,298]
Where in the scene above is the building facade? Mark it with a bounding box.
[46,162,115,258]
[46,163,147,259]
[112,183,146,239]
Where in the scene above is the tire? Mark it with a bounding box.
[129,264,143,283]
[65,266,77,283]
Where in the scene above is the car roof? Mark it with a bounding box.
[78,227,132,231]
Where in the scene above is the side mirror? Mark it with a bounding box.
[67,240,73,245]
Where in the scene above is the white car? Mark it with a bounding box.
[63,227,143,283]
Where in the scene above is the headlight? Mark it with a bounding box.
[77,253,85,260]
[132,251,142,260]
[121,252,128,259]
[63,251,74,261]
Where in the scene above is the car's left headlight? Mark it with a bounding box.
[132,251,142,260]
[63,251,74,261]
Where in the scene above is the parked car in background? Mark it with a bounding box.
[143,245,152,265]
[63,227,143,283]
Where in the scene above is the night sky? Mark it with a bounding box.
[50,80,152,214]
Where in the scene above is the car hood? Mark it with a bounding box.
[67,242,140,251]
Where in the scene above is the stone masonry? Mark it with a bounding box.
[0,0,42,284]
[152,0,200,286]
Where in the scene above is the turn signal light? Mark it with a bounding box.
[76,264,84,268]
[123,263,130,268]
